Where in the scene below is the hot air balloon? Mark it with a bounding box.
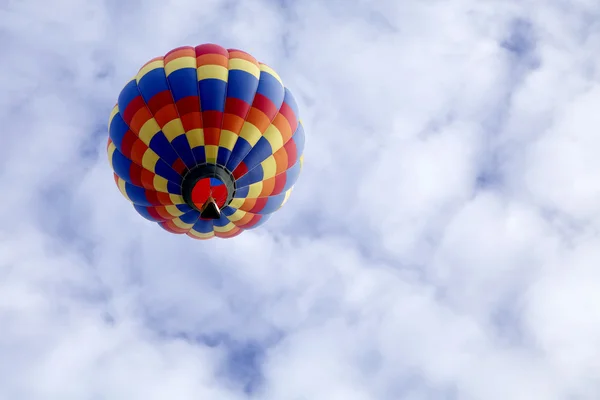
[107,43,305,239]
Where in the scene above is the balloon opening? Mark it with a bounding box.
[191,176,228,218]
[200,196,221,219]
[181,164,236,220]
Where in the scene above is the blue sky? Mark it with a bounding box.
[2,0,600,399]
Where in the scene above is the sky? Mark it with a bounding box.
[1,0,600,398]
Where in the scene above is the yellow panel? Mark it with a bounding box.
[117,178,131,202]
[239,122,262,146]
[279,188,293,208]
[247,182,263,199]
[205,145,218,164]
[261,156,277,179]
[165,205,185,217]
[137,60,164,81]
[197,65,228,81]
[186,128,204,148]
[107,142,116,167]
[170,194,185,205]
[189,229,214,239]
[226,209,247,222]
[219,130,238,151]
[138,118,161,144]
[153,175,169,192]
[262,125,284,152]
[214,222,235,233]
[171,218,193,229]
[108,105,119,126]
[141,150,159,172]
[259,63,283,85]
[165,56,196,76]
[229,198,245,209]
[228,58,260,79]
[162,119,185,141]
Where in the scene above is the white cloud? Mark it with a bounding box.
[2,0,600,398]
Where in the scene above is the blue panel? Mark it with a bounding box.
[108,112,130,149]
[233,185,249,199]
[209,177,223,186]
[226,70,259,104]
[133,204,159,222]
[282,88,299,120]
[148,133,179,166]
[213,214,230,227]
[260,193,287,214]
[221,206,236,216]
[117,79,140,112]
[192,146,207,164]
[179,210,201,224]
[192,218,213,233]
[176,204,191,213]
[168,181,182,195]
[154,160,182,184]
[241,136,272,171]
[111,149,133,182]
[124,182,152,206]
[256,72,284,109]
[226,138,252,171]
[167,68,198,102]
[216,147,231,167]
[171,134,196,168]
[236,165,264,188]
[283,161,301,191]
[137,68,170,101]
[198,79,227,111]
[291,122,306,156]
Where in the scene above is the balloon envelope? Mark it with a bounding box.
[107,44,305,239]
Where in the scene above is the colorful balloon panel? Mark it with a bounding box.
[107,44,305,239]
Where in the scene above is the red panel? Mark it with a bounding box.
[202,110,223,129]
[164,46,195,63]
[248,197,268,214]
[140,168,155,190]
[279,101,298,133]
[160,220,188,234]
[157,192,173,205]
[271,173,287,195]
[130,140,147,165]
[171,158,186,175]
[147,207,169,222]
[195,44,228,58]
[147,90,174,115]
[176,96,201,117]
[232,162,248,180]
[283,139,298,168]
[251,93,278,120]
[122,96,145,124]
[120,130,137,159]
[225,97,251,120]
[128,163,143,187]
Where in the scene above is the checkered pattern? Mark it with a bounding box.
[107,44,305,239]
